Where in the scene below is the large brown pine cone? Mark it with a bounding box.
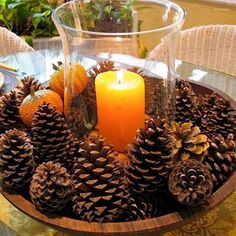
[0,91,24,133]
[175,79,198,124]
[32,103,73,166]
[172,122,209,162]
[203,134,236,189]
[0,129,34,188]
[199,93,236,139]
[72,136,128,222]
[125,117,174,194]
[169,159,213,206]
[30,161,72,213]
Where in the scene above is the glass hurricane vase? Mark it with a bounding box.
[52,0,185,151]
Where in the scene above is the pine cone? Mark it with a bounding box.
[132,193,163,219]
[125,117,174,194]
[203,134,236,189]
[175,79,198,123]
[199,93,236,139]
[0,91,24,133]
[169,159,213,206]
[0,129,34,188]
[17,76,47,99]
[72,136,128,222]
[30,161,72,213]
[117,196,146,221]
[32,103,73,166]
[172,122,209,162]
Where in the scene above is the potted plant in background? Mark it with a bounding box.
[83,0,134,33]
[0,0,68,49]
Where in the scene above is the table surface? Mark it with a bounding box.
[0,49,235,236]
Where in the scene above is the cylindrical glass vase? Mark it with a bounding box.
[52,0,185,151]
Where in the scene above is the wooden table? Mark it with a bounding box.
[0,50,235,236]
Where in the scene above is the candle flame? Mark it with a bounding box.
[117,71,124,84]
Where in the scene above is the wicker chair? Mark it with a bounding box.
[0,27,34,56]
[149,25,236,77]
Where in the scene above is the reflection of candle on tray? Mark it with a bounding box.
[95,70,145,151]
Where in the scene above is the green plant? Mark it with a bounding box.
[83,0,133,30]
[0,0,64,38]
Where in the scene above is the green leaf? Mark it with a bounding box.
[8,2,23,9]
[32,15,41,29]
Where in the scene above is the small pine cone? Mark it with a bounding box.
[0,129,34,188]
[0,91,24,133]
[125,117,174,194]
[17,76,47,99]
[199,93,236,139]
[203,134,236,188]
[175,79,198,123]
[172,122,209,162]
[169,159,213,206]
[30,161,72,213]
[72,136,128,222]
[32,103,73,165]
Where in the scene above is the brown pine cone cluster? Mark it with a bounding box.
[125,117,174,194]
[169,159,213,206]
[0,69,235,224]
[203,134,236,188]
[172,122,209,162]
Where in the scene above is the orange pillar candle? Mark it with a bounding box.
[95,70,145,151]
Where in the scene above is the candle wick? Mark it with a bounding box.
[117,70,123,84]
